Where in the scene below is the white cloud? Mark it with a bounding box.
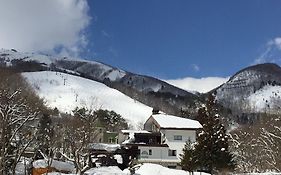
[165,77,229,93]
[191,64,200,72]
[252,37,281,65]
[101,30,111,38]
[0,0,90,56]
[268,37,281,50]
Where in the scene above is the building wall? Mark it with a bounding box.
[138,146,178,162]
[161,129,196,143]
[160,129,197,158]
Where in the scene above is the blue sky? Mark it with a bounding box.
[83,0,281,79]
[1,0,281,80]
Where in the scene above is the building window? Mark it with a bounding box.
[141,151,148,155]
[108,137,113,143]
[174,135,182,140]
[152,124,157,132]
[149,149,152,155]
[168,149,177,156]
[168,166,177,169]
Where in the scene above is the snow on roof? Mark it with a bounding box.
[32,159,75,172]
[121,130,151,134]
[89,143,120,152]
[151,114,202,129]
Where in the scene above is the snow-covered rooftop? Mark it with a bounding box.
[151,114,202,129]
[89,143,120,152]
[33,159,75,172]
[121,130,151,134]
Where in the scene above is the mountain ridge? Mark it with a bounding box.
[2,48,281,123]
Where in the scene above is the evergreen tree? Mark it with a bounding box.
[180,140,196,173]
[95,109,128,132]
[34,113,53,159]
[182,94,235,174]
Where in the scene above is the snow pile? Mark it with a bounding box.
[84,166,126,175]
[248,85,281,111]
[84,163,210,175]
[23,71,153,128]
[131,163,210,175]
[114,155,123,164]
[33,159,75,172]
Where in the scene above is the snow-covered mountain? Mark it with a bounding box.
[2,48,281,121]
[23,71,152,128]
[215,63,281,114]
[0,48,200,117]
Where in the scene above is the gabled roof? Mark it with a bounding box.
[150,113,202,129]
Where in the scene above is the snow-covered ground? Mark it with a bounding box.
[248,85,281,112]
[23,71,153,128]
[83,163,211,175]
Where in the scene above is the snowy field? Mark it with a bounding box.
[22,71,153,128]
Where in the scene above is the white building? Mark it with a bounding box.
[120,113,202,169]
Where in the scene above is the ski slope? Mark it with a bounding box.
[22,71,152,128]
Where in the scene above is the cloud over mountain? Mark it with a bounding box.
[165,77,229,93]
[0,0,90,56]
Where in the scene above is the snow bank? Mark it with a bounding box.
[84,166,126,175]
[131,163,210,175]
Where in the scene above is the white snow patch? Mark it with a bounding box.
[107,69,126,81]
[248,85,281,112]
[84,166,126,175]
[22,71,152,128]
[114,155,123,164]
[133,163,210,175]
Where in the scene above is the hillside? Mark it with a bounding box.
[23,71,153,128]
[0,49,200,117]
[215,63,281,114]
[2,49,281,119]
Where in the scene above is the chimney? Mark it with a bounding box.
[152,108,160,115]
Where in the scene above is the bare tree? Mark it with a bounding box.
[230,113,281,172]
[58,107,100,174]
[0,70,41,174]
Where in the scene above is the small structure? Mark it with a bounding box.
[120,113,202,169]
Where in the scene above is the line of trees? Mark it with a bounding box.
[0,68,129,174]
